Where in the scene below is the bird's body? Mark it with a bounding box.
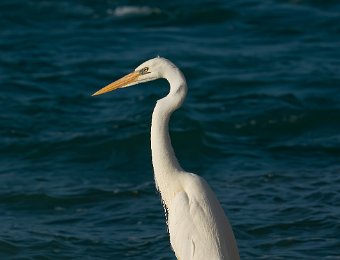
[93,57,240,260]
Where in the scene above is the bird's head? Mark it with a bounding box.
[92,57,173,96]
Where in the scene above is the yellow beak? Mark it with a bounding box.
[92,71,140,96]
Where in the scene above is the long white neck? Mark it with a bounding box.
[151,66,187,203]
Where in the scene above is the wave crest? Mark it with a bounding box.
[108,6,161,17]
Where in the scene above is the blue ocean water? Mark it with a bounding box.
[1,0,340,259]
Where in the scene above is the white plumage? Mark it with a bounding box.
[93,57,240,260]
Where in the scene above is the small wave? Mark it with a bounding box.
[108,6,161,17]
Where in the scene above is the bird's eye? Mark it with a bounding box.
[140,67,149,74]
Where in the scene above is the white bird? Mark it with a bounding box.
[92,57,240,260]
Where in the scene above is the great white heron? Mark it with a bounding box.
[92,57,240,260]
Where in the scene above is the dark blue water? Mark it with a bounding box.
[1,0,340,259]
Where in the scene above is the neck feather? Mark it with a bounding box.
[151,68,187,198]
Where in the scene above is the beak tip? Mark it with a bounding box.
[91,90,102,96]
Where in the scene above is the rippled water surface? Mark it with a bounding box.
[1,0,340,259]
